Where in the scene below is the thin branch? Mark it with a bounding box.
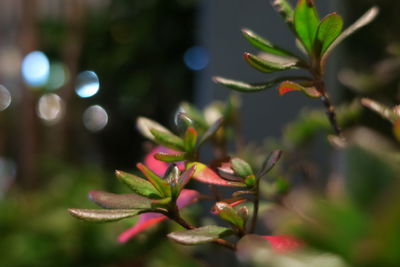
[320,93,342,136]
[249,180,260,233]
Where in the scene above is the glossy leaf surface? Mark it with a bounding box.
[294,0,320,54]
[213,202,245,229]
[69,208,141,222]
[272,0,294,24]
[231,157,253,178]
[244,52,297,73]
[115,170,161,199]
[213,76,274,93]
[88,190,152,210]
[168,226,233,245]
[188,162,246,187]
[136,117,172,141]
[154,152,186,162]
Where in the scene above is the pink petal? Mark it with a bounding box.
[189,162,245,187]
[118,189,199,243]
[261,235,302,253]
[144,146,184,176]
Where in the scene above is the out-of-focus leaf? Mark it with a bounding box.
[294,0,320,54]
[395,120,400,141]
[316,13,343,56]
[136,117,172,141]
[184,127,198,152]
[212,202,245,229]
[237,206,249,223]
[322,6,379,64]
[167,226,233,245]
[88,190,152,210]
[198,117,224,145]
[272,0,294,25]
[115,170,161,199]
[188,162,246,187]
[261,235,303,253]
[179,102,208,129]
[68,208,141,222]
[119,212,166,243]
[361,98,399,123]
[278,81,321,98]
[241,28,295,57]
[244,52,297,73]
[231,157,253,178]
[137,163,171,197]
[150,128,185,151]
[154,152,186,162]
[175,112,194,134]
[258,150,283,178]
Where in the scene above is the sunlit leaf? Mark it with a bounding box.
[316,13,343,56]
[168,226,234,245]
[136,117,172,141]
[175,112,194,134]
[272,0,294,25]
[294,0,320,54]
[188,162,246,187]
[150,128,185,151]
[213,76,275,93]
[137,163,171,197]
[88,190,152,210]
[258,150,283,178]
[278,81,321,98]
[154,151,186,162]
[241,28,295,57]
[69,208,141,222]
[115,170,161,199]
[322,6,379,64]
[231,157,253,178]
[244,52,297,73]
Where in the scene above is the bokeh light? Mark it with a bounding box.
[83,105,108,132]
[21,51,50,87]
[37,93,65,124]
[0,85,11,111]
[75,70,100,98]
[46,62,69,91]
[183,46,209,71]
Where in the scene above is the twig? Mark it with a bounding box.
[249,179,260,233]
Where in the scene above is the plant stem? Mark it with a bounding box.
[320,93,341,136]
[249,179,260,233]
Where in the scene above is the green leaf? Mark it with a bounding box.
[244,52,297,73]
[137,163,171,197]
[150,128,185,151]
[316,13,343,56]
[167,226,234,245]
[178,165,196,191]
[154,152,186,162]
[294,0,320,54]
[278,81,321,98]
[272,0,294,25]
[322,6,379,64]
[241,28,295,57]
[183,127,198,152]
[213,76,273,93]
[258,150,283,178]
[88,190,152,210]
[115,170,161,199]
[68,208,140,222]
[231,157,253,178]
[213,202,246,229]
[136,117,172,141]
[175,112,194,134]
[198,118,224,145]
